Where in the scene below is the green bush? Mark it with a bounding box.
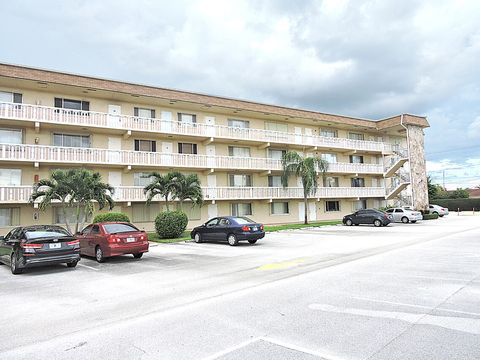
[432,198,480,212]
[93,212,130,223]
[423,213,439,220]
[155,211,188,239]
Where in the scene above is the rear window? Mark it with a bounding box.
[103,223,139,234]
[25,227,71,240]
[233,217,255,225]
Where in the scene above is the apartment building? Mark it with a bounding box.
[0,63,430,233]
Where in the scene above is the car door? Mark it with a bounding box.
[386,209,395,222]
[203,218,219,241]
[355,210,368,224]
[0,228,20,264]
[89,225,103,253]
[394,208,404,222]
[78,225,93,256]
[215,218,231,241]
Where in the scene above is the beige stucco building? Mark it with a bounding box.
[0,63,430,234]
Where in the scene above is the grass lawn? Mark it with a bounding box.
[148,220,341,243]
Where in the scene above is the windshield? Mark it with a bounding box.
[233,217,255,225]
[25,227,71,240]
[103,223,139,234]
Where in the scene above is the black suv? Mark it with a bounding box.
[343,209,392,227]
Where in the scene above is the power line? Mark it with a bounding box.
[426,144,480,156]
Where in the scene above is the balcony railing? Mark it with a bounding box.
[0,143,384,174]
[0,101,398,152]
[1,185,386,203]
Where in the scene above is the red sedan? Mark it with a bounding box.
[78,222,149,262]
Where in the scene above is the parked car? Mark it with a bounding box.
[386,207,422,223]
[343,209,392,227]
[0,225,80,275]
[191,216,265,246]
[429,204,449,217]
[77,222,149,262]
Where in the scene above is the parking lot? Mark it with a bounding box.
[1,216,479,359]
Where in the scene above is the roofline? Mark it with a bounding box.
[0,62,430,130]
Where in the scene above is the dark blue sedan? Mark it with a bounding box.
[190,216,265,246]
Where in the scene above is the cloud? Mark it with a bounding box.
[467,116,480,138]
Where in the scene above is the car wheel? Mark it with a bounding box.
[345,219,353,226]
[67,261,78,268]
[227,234,238,246]
[439,214,444,217]
[411,220,417,223]
[248,239,257,245]
[10,252,23,275]
[133,253,143,259]
[374,219,382,227]
[433,211,439,216]
[95,246,105,263]
[354,224,359,226]
[401,216,409,224]
[194,232,203,243]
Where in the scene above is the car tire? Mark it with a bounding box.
[354,224,359,226]
[248,239,257,245]
[345,219,353,226]
[194,232,203,243]
[10,252,23,275]
[439,214,444,217]
[227,234,238,246]
[133,253,143,259]
[433,211,439,216]
[374,219,382,227]
[67,261,78,268]
[401,216,409,224]
[95,246,105,263]
[411,220,417,223]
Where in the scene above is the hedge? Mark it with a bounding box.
[431,198,480,212]
[423,213,439,220]
[155,211,188,239]
[93,212,130,223]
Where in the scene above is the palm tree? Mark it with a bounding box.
[281,151,329,225]
[170,172,204,210]
[31,169,74,232]
[144,172,176,210]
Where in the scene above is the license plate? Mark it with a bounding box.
[49,243,61,249]
[252,227,258,231]
[126,237,135,243]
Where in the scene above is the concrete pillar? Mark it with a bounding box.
[406,125,428,210]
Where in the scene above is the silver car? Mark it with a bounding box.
[386,207,423,223]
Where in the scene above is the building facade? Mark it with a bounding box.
[0,64,430,234]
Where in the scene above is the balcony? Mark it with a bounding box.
[1,186,386,204]
[0,143,384,174]
[0,101,395,153]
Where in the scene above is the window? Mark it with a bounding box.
[349,155,364,164]
[271,202,289,215]
[132,203,160,222]
[178,113,196,125]
[325,201,340,212]
[54,98,89,111]
[268,149,286,160]
[0,91,22,104]
[176,203,201,220]
[321,153,337,163]
[229,174,252,187]
[320,128,338,138]
[394,208,404,213]
[0,169,21,186]
[323,177,339,187]
[0,208,20,226]
[53,133,90,148]
[53,207,87,225]
[351,178,365,187]
[348,132,364,141]
[134,107,155,118]
[228,119,250,128]
[268,175,283,187]
[134,139,156,152]
[231,203,252,216]
[134,172,155,187]
[228,146,250,157]
[0,128,23,144]
[206,218,219,227]
[353,200,367,211]
[265,122,288,132]
[178,143,198,154]
[103,223,139,234]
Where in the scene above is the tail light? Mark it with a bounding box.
[242,225,250,231]
[107,235,121,243]
[260,224,264,231]
[441,208,445,211]
[67,239,80,246]
[21,242,43,253]
[139,235,145,241]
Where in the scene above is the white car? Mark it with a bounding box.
[386,207,423,223]
[429,204,449,217]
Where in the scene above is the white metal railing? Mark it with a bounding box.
[1,185,386,203]
[0,143,384,174]
[0,101,399,152]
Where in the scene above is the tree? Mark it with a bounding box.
[169,172,204,210]
[281,151,329,225]
[427,175,438,201]
[450,188,469,199]
[144,172,177,210]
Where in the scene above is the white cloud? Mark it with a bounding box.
[467,116,480,138]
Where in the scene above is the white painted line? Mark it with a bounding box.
[260,337,347,360]
[77,263,99,271]
[200,337,262,360]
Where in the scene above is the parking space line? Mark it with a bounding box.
[78,263,99,271]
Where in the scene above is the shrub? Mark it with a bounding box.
[155,211,188,239]
[432,198,480,212]
[93,212,130,223]
[423,213,439,220]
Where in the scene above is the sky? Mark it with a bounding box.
[1,0,480,189]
